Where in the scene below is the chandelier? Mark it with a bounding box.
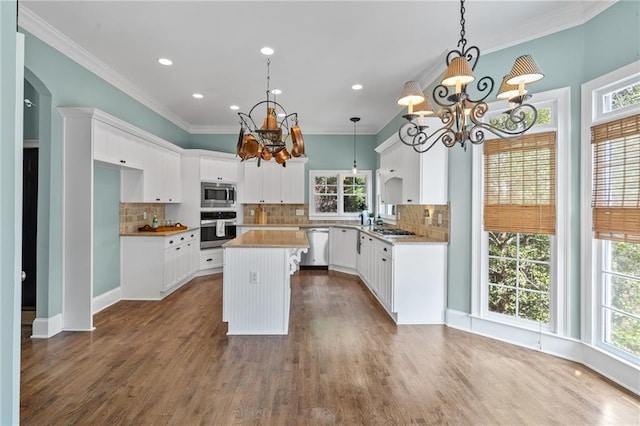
[237,59,305,166]
[397,0,545,153]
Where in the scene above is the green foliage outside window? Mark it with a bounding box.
[488,232,551,323]
[488,107,552,130]
[605,241,640,357]
[608,82,640,111]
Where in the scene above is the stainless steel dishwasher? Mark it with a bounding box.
[300,228,329,267]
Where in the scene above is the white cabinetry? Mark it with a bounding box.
[200,156,238,183]
[121,230,199,300]
[329,227,358,271]
[200,248,224,270]
[376,122,448,206]
[241,159,306,204]
[142,144,181,203]
[93,119,144,170]
[357,231,447,324]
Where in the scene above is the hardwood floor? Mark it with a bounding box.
[21,271,639,425]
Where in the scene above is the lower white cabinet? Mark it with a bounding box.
[200,248,224,270]
[329,227,358,271]
[357,232,447,324]
[121,230,199,300]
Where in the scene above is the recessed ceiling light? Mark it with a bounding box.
[158,58,173,66]
[260,46,274,56]
[352,84,363,90]
[271,89,282,95]
[192,93,204,99]
[230,105,240,110]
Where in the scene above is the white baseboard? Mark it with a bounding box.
[31,313,63,339]
[92,286,122,314]
[194,268,222,278]
[445,309,639,396]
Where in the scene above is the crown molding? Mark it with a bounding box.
[18,4,191,133]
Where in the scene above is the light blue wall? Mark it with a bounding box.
[93,166,121,296]
[378,1,639,338]
[23,79,38,139]
[1,1,21,423]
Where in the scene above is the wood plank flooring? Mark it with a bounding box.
[21,271,640,425]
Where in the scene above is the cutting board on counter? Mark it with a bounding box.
[256,207,267,224]
[138,224,188,232]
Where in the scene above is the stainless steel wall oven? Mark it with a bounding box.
[200,211,237,248]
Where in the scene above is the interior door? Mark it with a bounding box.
[22,147,38,309]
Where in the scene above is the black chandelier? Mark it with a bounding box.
[397,0,545,153]
[237,59,304,166]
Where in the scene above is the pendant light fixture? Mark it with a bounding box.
[396,0,545,153]
[350,117,360,174]
[237,57,305,166]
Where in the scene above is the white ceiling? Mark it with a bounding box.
[20,0,614,135]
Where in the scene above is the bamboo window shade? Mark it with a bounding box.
[591,114,640,243]
[484,131,556,234]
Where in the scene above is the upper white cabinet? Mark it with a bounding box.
[139,144,181,203]
[376,119,448,205]
[93,119,144,170]
[241,159,306,204]
[200,156,238,183]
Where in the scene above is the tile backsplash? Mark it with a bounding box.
[120,203,165,233]
[242,204,311,225]
[396,204,449,242]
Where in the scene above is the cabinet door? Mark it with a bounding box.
[201,157,238,182]
[120,132,144,170]
[93,120,115,164]
[242,163,263,203]
[280,162,305,203]
[163,245,179,290]
[143,143,165,202]
[261,164,282,203]
[380,254,393,311]
[163,149,182,203]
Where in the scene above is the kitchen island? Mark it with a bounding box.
[222,230,309,335]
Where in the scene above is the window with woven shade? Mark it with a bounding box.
[591,114,640,243]
[484,131,557,234]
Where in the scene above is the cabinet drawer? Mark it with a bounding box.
[378,242,393,258]
[165,231,195,248]
[200,248,223,269]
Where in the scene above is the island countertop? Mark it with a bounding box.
[222,229,310,249]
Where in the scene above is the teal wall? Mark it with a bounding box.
[23,79,38,139]
[93,166,121,296]
[1,1,21,423]
[378,1,640,338]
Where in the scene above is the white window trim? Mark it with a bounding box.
[471,87,571,335]
[308,169,372,221]
[580,60,640,357]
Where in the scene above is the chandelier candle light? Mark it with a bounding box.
[237,58,305,166]
[397,0,545,153]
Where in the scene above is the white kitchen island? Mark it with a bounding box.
[222,230,308,335]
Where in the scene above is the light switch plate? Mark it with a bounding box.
[250,209,255,216]
[295,209,304,216]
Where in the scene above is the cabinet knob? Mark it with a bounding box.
[383,247,388,252]
[407,199,413,203]
[156,198,161,201]
[169,240,174,244]
[382,258,387,262]
[341,229,346,233]
[180,237,185,241]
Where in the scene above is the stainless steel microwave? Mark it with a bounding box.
[201,182,236,208]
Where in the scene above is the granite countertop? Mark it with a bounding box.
[236,223,448,245]
[223,229,310,249]
[120,227,199,237]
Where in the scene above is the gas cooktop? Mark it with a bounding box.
[371,227,416,237]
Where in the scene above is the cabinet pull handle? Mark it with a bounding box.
[341,229,346,233]
[176,247,181,251]
[180,237,185,241]
[156,198,161,201]
[368,238,372,241]
[407,199,413,202]
[169,240,174,244]
[206,258,213,262]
